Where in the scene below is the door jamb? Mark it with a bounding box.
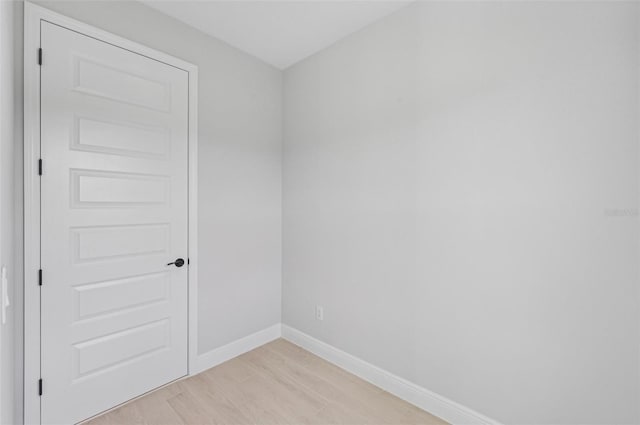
[23,3,199,423]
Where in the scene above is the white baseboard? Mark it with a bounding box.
[193,323,282,374]
[192,323,500,425]
[281,325,500,425]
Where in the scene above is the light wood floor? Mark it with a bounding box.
[85,339,448,425]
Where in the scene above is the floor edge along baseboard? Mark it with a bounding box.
[280,324,501,425]
[194,323,282,374]
[194,322,500,425]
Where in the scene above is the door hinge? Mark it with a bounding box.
[38,159,42,176]
[38,269,42,286]
[38,48,42,66]
[38,379,43,396]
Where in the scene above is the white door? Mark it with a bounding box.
[40,21,189,425]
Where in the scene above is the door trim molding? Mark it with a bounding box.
[23,3,199,423]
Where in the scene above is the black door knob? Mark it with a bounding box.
[167,258,185,267]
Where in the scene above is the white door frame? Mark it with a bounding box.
[23,3,199,423]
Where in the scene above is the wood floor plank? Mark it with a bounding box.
[84,338,449,425]
[263,340,385,401]
[134,397,185,425]
[100,400,146,425]
[251,340,427,425]
[180,375,254,424]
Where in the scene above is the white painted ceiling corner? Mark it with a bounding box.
[140,0,413,69]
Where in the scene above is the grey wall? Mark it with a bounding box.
[9,1,283,422]
[283,2,640,424]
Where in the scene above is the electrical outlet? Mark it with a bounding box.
[315,305,324,321]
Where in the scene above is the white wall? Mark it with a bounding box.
[11,1,282,421]
[283,2,640,424]
[0,1,17,424]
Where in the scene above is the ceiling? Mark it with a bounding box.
[141,0,412,69]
